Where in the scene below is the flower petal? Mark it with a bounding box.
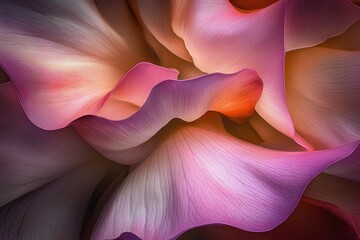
[74,69,262,164]
[325,147,360,182]
[285,0,360,51]
[97,62,179,120]
[178,200,358,240]
[319,19,360,51]
[305,174,360,235]
[91,116,358,240]
[0,0,152,130]
[286,47,360,149]
[135,0,192,61]
[0,82,101,206]
[170,0,297,140]
[0,159,109,240]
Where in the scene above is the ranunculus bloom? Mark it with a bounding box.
[0,0,359,240]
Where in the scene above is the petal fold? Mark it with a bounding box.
[0,82,100,206]
[286,47,360,149]
[74,70,262,164]
[285,0,360,51]
[0,0,152,130]
[170,0,296,140]
[91,117,358,240]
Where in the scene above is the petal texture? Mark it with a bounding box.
[305,174,360,236]
[0,82,100,206]
[74,70,262,164]
[0,0,152,130]
[286,47,360,149]
[285,0,360,51]
[178,200,358,240]
[91,117,358,240]
[0,160,109,240]
[170,0,295,139]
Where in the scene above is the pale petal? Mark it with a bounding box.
[91,117,358,240]
[286,47,360,149]
[285,0,360,51]
[135,0,192,61]
[0,82,101,206]
[0,160,109,240]
[74,69,262,164]
[0,0,152,130]
[170,0,296,140]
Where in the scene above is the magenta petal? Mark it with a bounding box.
[285,0,360,51]
[91,119,359,240]
[74,69,262,164]
[0,82,101,206]
[0,160,109,240]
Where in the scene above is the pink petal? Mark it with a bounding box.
[325,147,360,182]
[286,47,360,149]
[0,82,101,206]
[285,0,360,51]
[0,0,152,130]
[97,62,179,120]
[91,116,358,240]
[74,69,263,164]
[305,174,360,236]
[0,160,109,240]
[170,0,296,140]
[178,200,358,240]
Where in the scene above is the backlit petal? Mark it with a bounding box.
[74,70,262,164]
[91,117,358,240]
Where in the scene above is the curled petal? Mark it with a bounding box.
[286,47,360,149]
[135,0,192,61]
[285,0,360,51]
[170,0,296,140]
[91,116,359,240]
[74,69,263,164]
[0,160,109,240]
[0,0,152,130]
[0,82,101,206]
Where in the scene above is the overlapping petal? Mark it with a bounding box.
[0,0,153,130]
[74,69,263,164]
[0,82,104,207]
[285,0,360,51]
[91,116,359,240]
[0,160,109,240]
[169,0,296,140]
[305,174,360,236]
[178,200,358,240]
[286,47,360,149]
[136,0,192,61]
